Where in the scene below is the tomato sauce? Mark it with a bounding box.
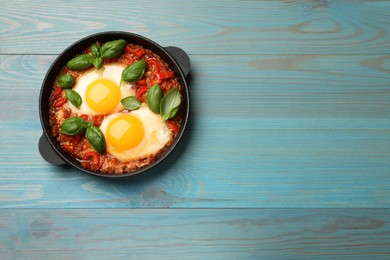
[49,42,183,175]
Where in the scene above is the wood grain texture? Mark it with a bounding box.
[0,53,389,208]
[1,54,389,122]
[1,0,390,256]
[0,209,389,259]
[0,123,389,208]
[1,0,390,55]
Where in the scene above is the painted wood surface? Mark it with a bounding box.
[1,0,390,258]
[1,209,390,259]
[1,0,390,55]
[0,54,389,208]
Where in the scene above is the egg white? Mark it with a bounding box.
[99,104,171,162]
[67,64,135,115]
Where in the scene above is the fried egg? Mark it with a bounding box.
[67,64,135,115]
[99,104,171,162]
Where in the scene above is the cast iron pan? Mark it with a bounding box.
[39,31,191,177]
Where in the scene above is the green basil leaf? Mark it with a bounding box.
[146,84,163,113]
[61,116,87,135]
[58,74,75,89]
[90,42,101,58]
[92,57,103,70]
[160,87,181,120]
[167,106,179,120]
[67,54,93,70]
[100,39,126,59]
[121,60,147,82]
[65,89,82,108]
[121,96,141,110]
[85,125,106,153]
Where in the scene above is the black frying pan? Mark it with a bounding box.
[39,31,190,177]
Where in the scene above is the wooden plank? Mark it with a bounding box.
[1,0,388,256]
[0,54,389,123]
[1,0,390,55]
[0,122,389,208]
[0,209,389,259]
[0,53,388,208]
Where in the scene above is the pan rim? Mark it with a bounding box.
[39,31,190,178]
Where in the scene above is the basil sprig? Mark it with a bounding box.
[90,43,101,58]
[101,39,126,59]
[58,74,75,89]
[146,84,163,113]
[61,117,106,153]
[89,42,103,69]
[92,56,103,70]
[121,60,147,82]
[85,123,106,154]
[67,39,126,70]
[65,89,82,107]
[160,87,181,120]
[61,116,87,135]
[121,96,141,110]
[143,85,181,120]
[67,54,93,70]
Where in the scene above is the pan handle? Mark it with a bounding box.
[165,46,191,77]
[39,134,67,166]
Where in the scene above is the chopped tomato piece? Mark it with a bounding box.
[70,135,82,147]
[167,120,179,132]
[79,114,89,121]
[63,108,72,119]
[92,115,103,127]
[137,79,147,86]
[147,60,160,73]
[157,71,174,80]
[53,87,63,98]
[122,53,134,65]
[125,46,137,54]
[135,49,145,58]
[136,85,148,102]
[54,97,67,107]
[156,71,174,84]
[126,46,145,58]
[85,151,100,165]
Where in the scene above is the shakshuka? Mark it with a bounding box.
[49,39,183,174]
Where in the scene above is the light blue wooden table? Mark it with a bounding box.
[1,0,390,258]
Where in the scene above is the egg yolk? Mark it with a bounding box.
[106,114,145,150]
[86,78,121,114]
